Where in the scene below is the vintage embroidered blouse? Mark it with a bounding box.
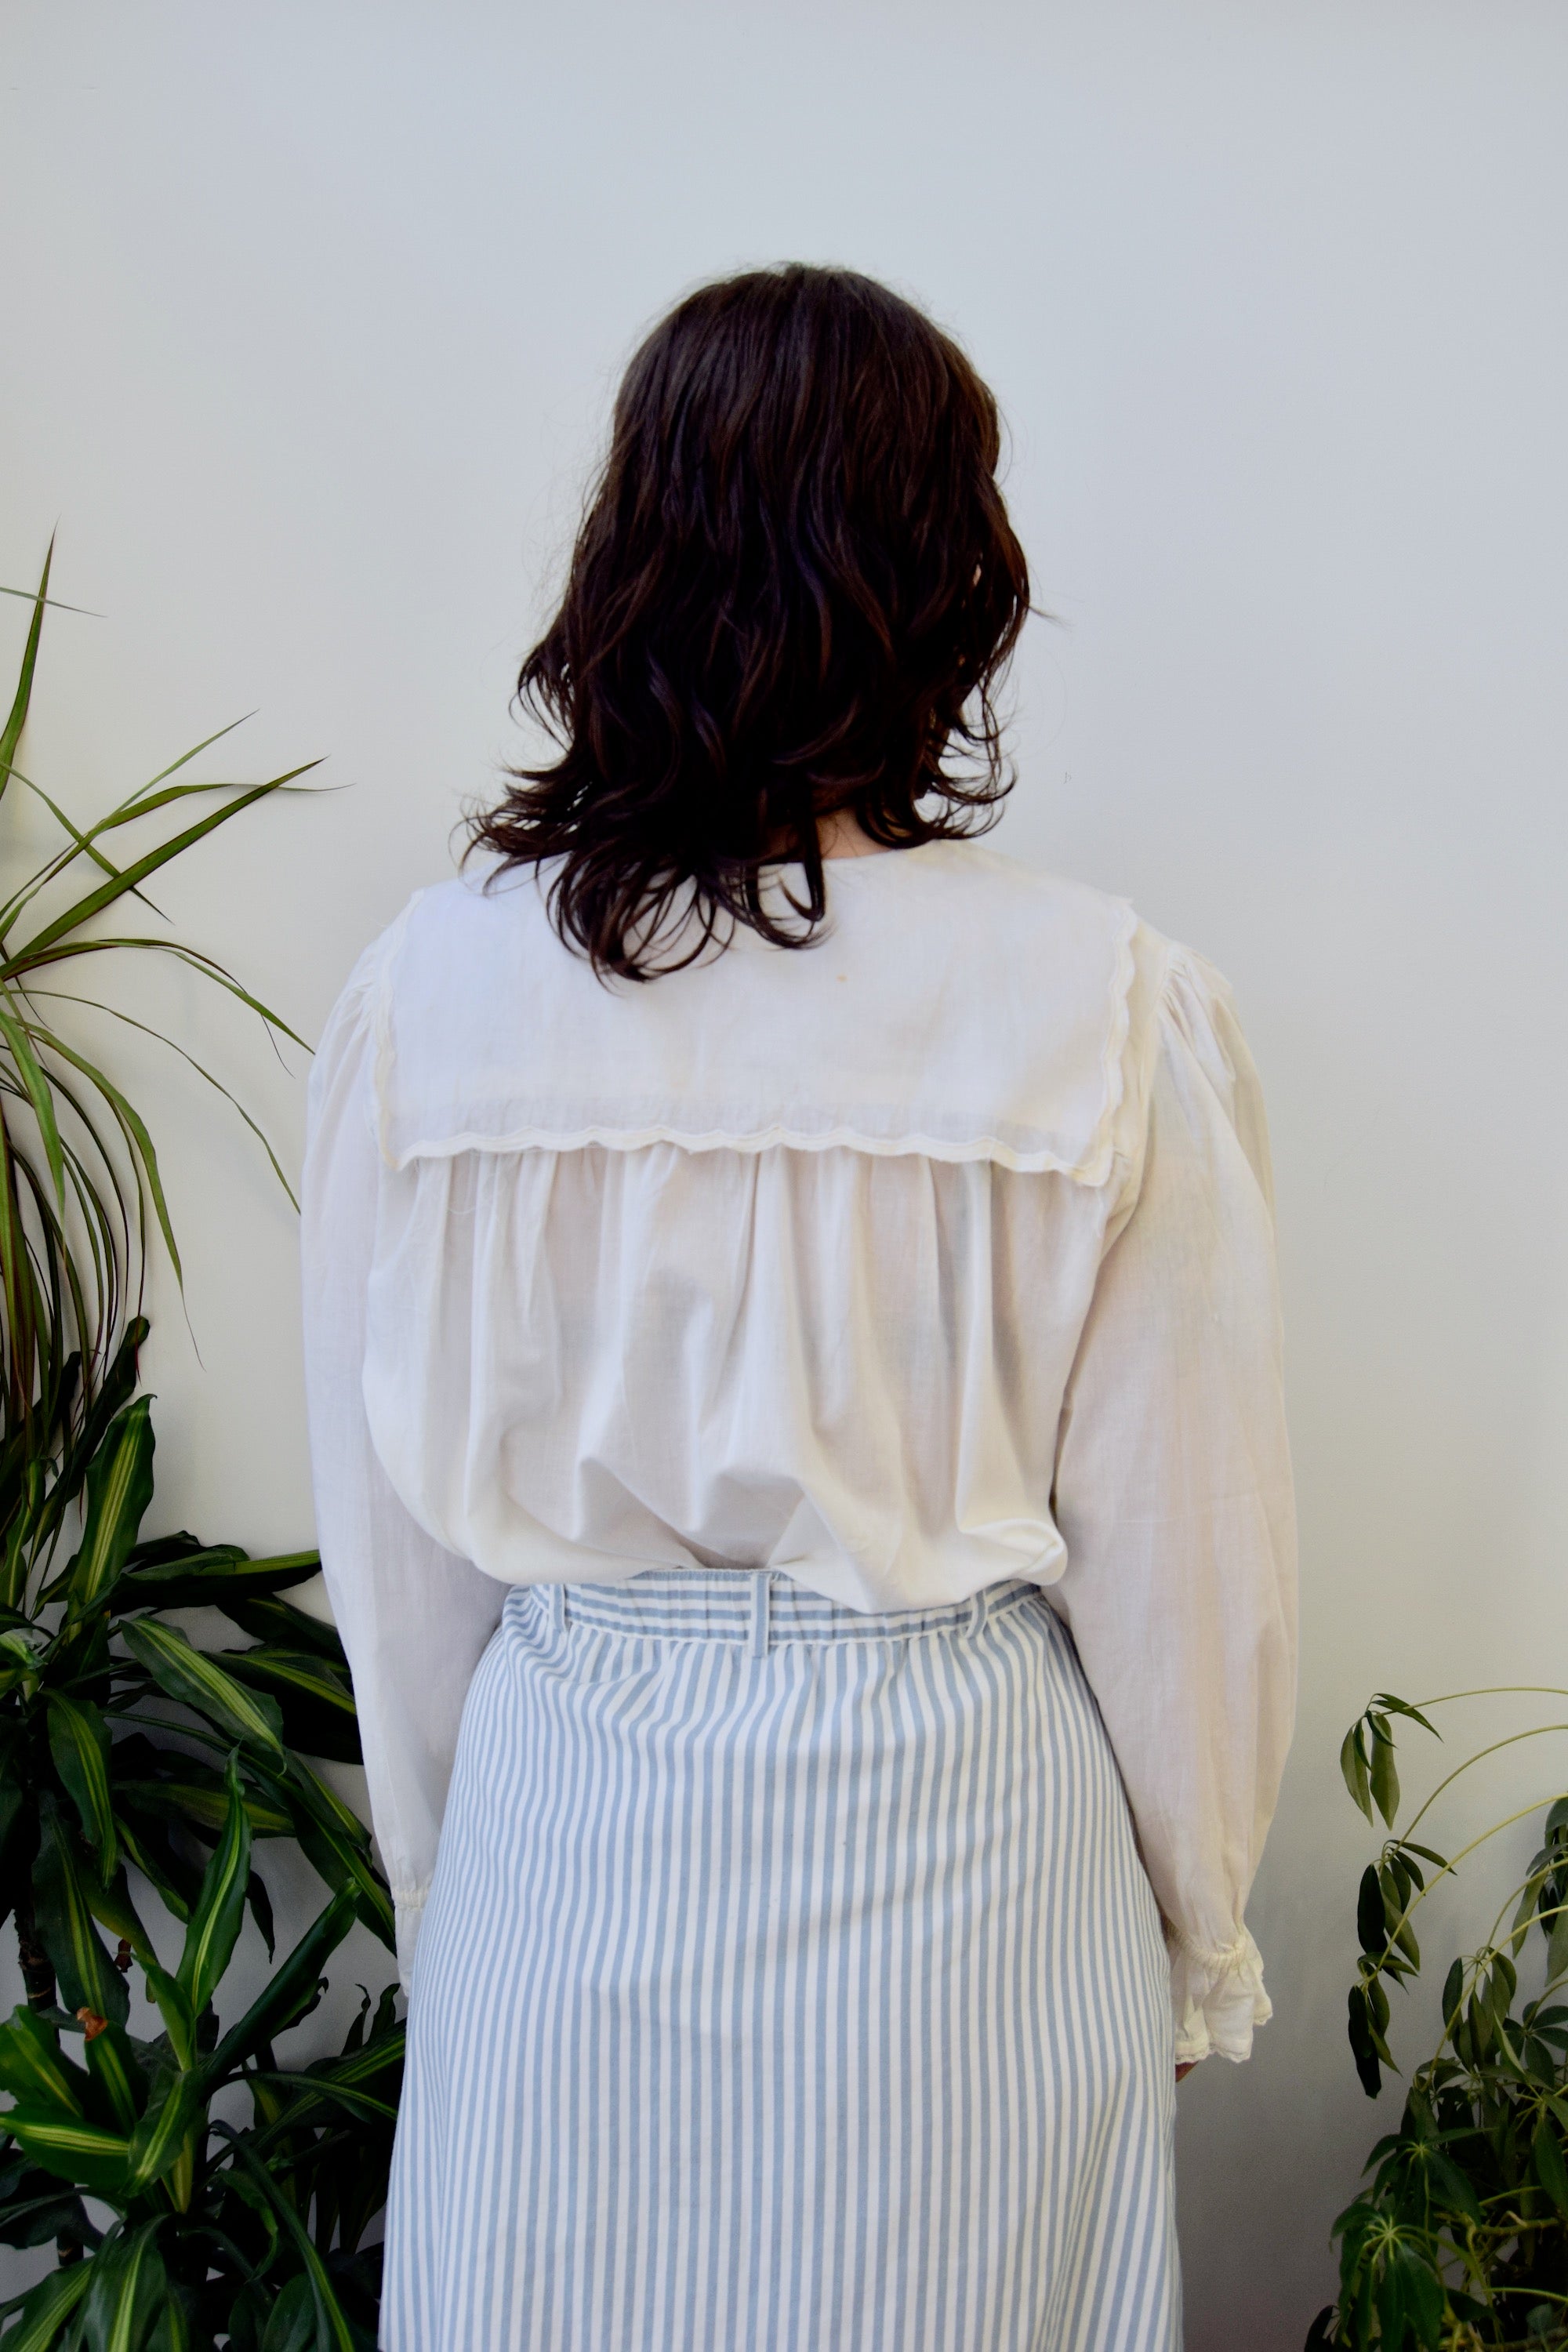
[299,838,1298,2065]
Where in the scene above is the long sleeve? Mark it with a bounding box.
[299,944,506,1994]
[1049,944,1298,2065]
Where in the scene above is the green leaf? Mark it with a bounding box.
[1440,1958,1465,2035]
[78,2217,166,2352]
[122,2069,203,2199]
[1347,1984,1382,2099]
[10,779,300,968]
[46,1694,118,1876]
[216,2139,355,2352]
[113,1548,320,1615]
[136,1956,195,2075]
[32,1799,129,2029]
[1548,1905,1568,1987]
[118,1621,283,1754]
[1340,1723,1374,1823]
[0,1004,66,1210]
[0,2256,93,2352]
[216,1592,344,1666]
[85,2024,147,2137]
[1356,1866,1386,1960]
[0,2007,88,2115]
[258,2276,318,2352]
[176,1754,251,2015]
[0,543,53,811]
[217,1650,359,1765]
[1425,2146,1483,2225]
[198,1891,357,2090]
[65,1400,154,1621]
[0,2106,131,2198]
[1396,2243,1445,2351]
[1369,1732,1400,1829]
[1534,2114,1568,2215]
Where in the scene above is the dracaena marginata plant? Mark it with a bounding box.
[0,551,402,2340]
[0,542,315,1470]
[1306,1690,1568,2352]
[0,1759,401,2351]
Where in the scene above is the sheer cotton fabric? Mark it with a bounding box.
[299,840,1298,2064]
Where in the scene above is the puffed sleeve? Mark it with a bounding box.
[299,938,506,1994]
[1048,942,1298,2065]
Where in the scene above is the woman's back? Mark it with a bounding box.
[300,261,1298,2352]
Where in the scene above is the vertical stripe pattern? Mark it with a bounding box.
[382,1570,1180,2351]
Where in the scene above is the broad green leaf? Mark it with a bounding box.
[0,2106,131,2198]
[1356,1866,1386,1960]
[198,1891,357,2090]
[114,1549,321,1613]
[177,1755,251,2014]
[147,2289,191,2352]
[1396,2243,1445,2351]
[258,2274,318,2352]
[32,1799,129,2029]
[118,1621,283,1754]
[1347,1985,1382,2100]
[1339,1724,1373,1823]
[117,1777,291,1842]
[216,1592,345,1666]
[1440,1958,1465,2034]
[218,1650,359,1764]
[137,1951,196,2074]
[84,2024,147,2136]
[217,2139,355,2352]
[38,1319,147,1546]
[78,2216,166,2352]
[1535,2115,1568,2216]
[122,2069,203,2198]
[1549,1906,1568,1987]
[1369,1692,1440,1739]
[0,2256,93,2352]
[1369,1732,1400,1830]
[1425,2146,1483,2225]
[65,1400,154,1621]
[46,1694,118,1875]
[108,1813,195,1926]
[0,2006,88,2114]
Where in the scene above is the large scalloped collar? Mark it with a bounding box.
[371,841,1138,1183]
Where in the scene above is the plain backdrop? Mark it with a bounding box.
[2,2,1567,2340]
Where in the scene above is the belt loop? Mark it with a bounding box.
[750,1570,771,1658]
[548,1582,567,1634]
[967,1585,989,1638]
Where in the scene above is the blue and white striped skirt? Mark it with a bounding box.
[383,1568,1180,2351]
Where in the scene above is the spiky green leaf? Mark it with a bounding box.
[64,1399,154,1621]
[118,1621,283,1754]
[0,2253,93,2352]
[45,1693,118,1875]
[0,2106,131,2198]
[176,1754,251,2014]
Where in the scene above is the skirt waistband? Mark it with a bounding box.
[508,1566,1045,1654]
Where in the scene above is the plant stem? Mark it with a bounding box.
[13,1882,56,2009]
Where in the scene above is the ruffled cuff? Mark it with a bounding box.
[1167,1922,1272,2065]
[394,1891,428,1997]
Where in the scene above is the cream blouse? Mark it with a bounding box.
[299,839,1298,2064]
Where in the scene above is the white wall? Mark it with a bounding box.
[3,2,1567,2339]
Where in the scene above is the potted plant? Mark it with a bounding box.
[0,552,401,2347]
[1308,1688,1568,2347]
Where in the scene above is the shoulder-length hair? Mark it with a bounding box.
[467,263,1032,980]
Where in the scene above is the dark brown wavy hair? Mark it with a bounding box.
[468,263,1032,980]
